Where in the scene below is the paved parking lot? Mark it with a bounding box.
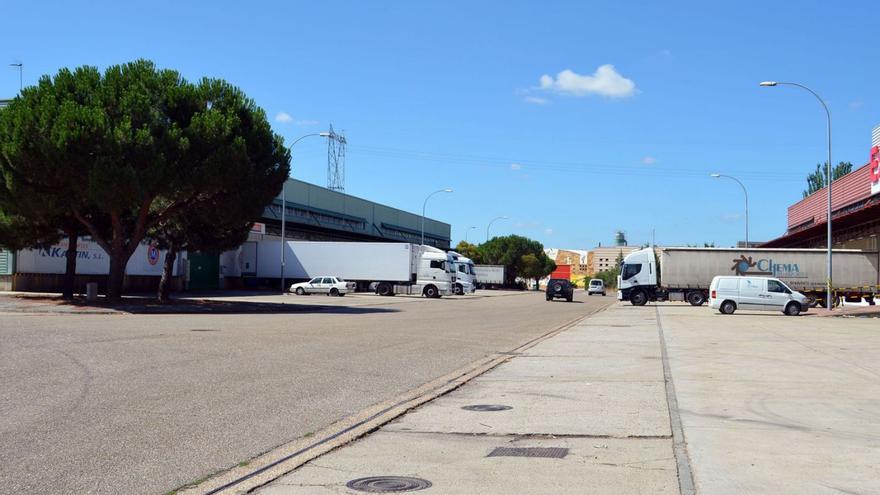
[0,290,612,495]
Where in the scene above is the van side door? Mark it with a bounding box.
[738,277,766,310]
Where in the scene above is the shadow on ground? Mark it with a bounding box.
[0,295,399,315]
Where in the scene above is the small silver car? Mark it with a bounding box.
[290,276,355,296]
[587,279,606,296]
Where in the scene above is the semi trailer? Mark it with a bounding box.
[474,264,506,289]
[618,247,880,308]
[253,241,456,297]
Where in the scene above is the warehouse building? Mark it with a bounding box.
[0,178,452,292]
[762,125,880,251]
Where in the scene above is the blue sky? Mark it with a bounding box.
[3,1,879,249]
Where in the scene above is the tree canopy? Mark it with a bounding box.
[803,161,853,198]
[475,234,555,286]
[0,60,290,300]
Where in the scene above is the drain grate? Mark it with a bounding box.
[461,404,512,412]
[487,447,569,459]
[189,328,219,332]
[346,476,432,493]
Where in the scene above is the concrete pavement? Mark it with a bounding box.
[0,289,612,495]
[256,302,880,495]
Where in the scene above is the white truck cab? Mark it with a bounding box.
[448,251,476,295]
[617,248,658,304]
[418,246,457,297]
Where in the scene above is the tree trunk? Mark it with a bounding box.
[106,243,128,302]
[62,230,78,299]
[157,242,178,303]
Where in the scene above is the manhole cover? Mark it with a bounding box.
[487,447,569,459]
[346,476,432,492]
[189,328,219,332]
[461,404,512,412]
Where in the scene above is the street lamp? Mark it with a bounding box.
[281,132,332,294]
[9,63,22,91]
[421,188,453,246]
[486,216,509,242]
[464,226,477,243]
[710,173,749,247]
[760,80,833,308]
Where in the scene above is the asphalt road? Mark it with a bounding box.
[0,290,613,495]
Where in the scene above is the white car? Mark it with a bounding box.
[587,279,606,296]
[290,276,355,296]
[709,275,809,316]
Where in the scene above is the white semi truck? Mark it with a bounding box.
[618,247,880,308]
[254,241,456,298]
[448,251,476,295]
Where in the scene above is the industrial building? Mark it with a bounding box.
[0,177,451,292]
[763,125,880,251]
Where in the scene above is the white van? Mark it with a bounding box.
[709,276,809,316]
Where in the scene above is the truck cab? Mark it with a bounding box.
[448,251,476,295]
[617,248,658,305]
[418,247,456,297]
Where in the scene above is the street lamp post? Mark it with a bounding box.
[9,63,22,91]
[281,132,332,294]
[421,188,453,246]
[486,216,509,242]
[760,81,833,308]
[710,173,749,247]
[464,226,477,243]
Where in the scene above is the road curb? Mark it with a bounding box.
[177,304,611,495]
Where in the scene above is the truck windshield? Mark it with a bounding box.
[621,263,642,279]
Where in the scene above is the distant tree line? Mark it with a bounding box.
[804,161,853,198]
[455,235,555,288]
[0,60,291,302]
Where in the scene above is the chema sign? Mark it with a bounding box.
[731,254,806,278]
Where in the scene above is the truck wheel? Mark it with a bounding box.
[805,294,818,308]
[454,284,463,295]
[687,291,706,306]
[377,283,393,297]
[423,285,439,298]
[630,290,648,306]
[330,288,340,297]
[295,287,305,296]
[784,302,801,316]
[719,300,736,315]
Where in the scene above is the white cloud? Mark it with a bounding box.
[544,228,554,236]
[849,100,864,110]
[523,96,549,105]
[510,163,522,170]
[275,112,318,126]
[539,64,637,98]
[642,156,657,165]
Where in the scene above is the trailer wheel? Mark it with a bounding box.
[805,294,818,308]
[686,291,706,306]
[423,285,439,298]
[630,290,648,306]
[784,302,801,316]
[377,283,393,297]
[719,300,736,315]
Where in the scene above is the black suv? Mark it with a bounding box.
[546,278,574,302]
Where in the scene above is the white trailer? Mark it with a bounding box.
[252,241,455,297]
[619,247,880,308]
[474,264,506,289]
